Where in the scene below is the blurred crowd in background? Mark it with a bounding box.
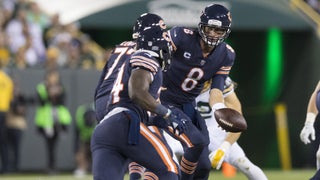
[0,0,319,177]
[0,0,104,176]
[0,0,108,71]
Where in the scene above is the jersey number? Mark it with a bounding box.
[110,63,125,104]
[104,47,133,80]
[181,68,204,91]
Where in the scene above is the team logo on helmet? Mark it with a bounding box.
[132,13,166,40]
[227,12,232,23]
[159,20,166,30]
[208,19,222,26]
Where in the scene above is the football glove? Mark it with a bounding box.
[300,113,316,144]
[209,141,231,170]
[167,109,187,135]
[152,107,188,135]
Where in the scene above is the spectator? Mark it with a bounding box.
[0,61,13,174]
[50,32,71,67]
[5,4,46,66]
[5,5,28,53]
[0,30,10,67]
[74,102,96,177]
[1,0,18,26]
[6,80,27,172]
[78,35,96,69]
[15,33,38,68]
[43,13,62,48]
[45,46,60,70]
[67,38,82,69]
[26,1,50,30]
[34,69,72,174]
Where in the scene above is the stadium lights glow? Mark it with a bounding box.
[263,28,282,105]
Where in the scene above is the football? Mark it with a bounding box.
[214,108,247,132]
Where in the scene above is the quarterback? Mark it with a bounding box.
[164,77,268,180]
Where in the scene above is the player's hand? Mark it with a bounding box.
[300,124,315,144]
[300,113,316,145]
[211,102,226,130]
[152,108,188,134]
[209,141,231,169]
[209,149,225,169]
[166,109,187,135]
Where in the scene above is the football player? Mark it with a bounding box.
[158,4,236,179]
[94,13,166,122]
[197,77,268,180]
[300,80,320,180]
[163,77,268,180]
[94,13,173,180]
[91,25,184,180]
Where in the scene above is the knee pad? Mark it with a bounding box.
[233,156,251,172]
[233,157,267,180]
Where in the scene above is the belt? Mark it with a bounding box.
[100,107,140,145]
[100,107,129,124]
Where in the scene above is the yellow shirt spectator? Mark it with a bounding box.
[0,70,13,112]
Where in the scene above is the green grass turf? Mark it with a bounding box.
[0,169,315,180]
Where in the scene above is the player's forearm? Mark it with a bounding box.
[129,69,162,113]
[129,85,164,114]
[307,81,320,114]
[224,132,241,145]
[209,88,224,107]
[307,92,318,114]
[224,92,242,114]
[133,94,159,112]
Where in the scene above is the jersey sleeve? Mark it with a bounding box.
[216,44,235,76]
[130,52,160,75]
[168,26,193,51]
[211,43,236,91]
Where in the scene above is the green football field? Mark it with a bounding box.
[0,169,316,180]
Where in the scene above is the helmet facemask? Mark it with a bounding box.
[159,42,172,69]
[198,4,232,47]
[198,23,230,47]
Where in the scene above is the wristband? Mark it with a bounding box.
[305,112,316,125]
[212,103,226,110]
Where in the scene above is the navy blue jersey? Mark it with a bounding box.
[107,50,163,122]
[161,26,235,105]
[94,41,136,120]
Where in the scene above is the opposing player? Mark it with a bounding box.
[197,78,268,180]
[164,77,268,180]
[94,13,166,122]
[158,4,236,179]
[91,26,185,180]
[299,80,320,180]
